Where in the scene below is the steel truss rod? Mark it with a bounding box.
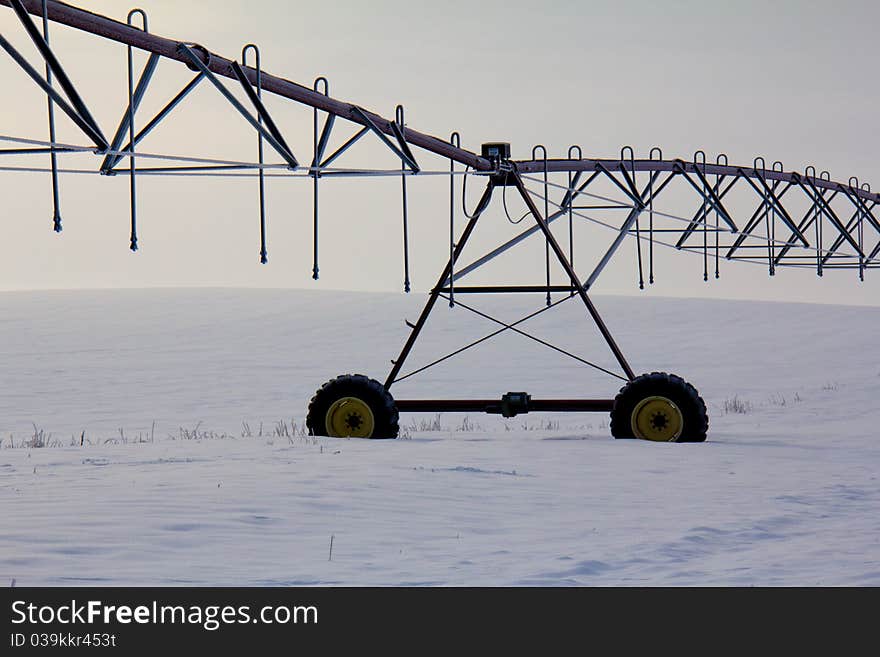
[725,178,793,259]
[436,285,579,294]
[114,164,262,174]
[178,44,298,169]
[319,127,369,169]
[452,168,671,290]
[818,196,877,277]
[0,0,491,170]
[778,173,880,270]
[669,162,737,233]
[774,189,836,264]
[105,73,205,171]
[739,172,808,246]
[391,119,419,174]
[844,191,880,236]
[560,169,585,210]
[858,203,880,263]
[689,246,853,253]
[4,0,877,279]
[351,106,419,173]
[818,208,864,266]
[452,169,686,286]
[676,175,737,248]
[5,2,875,220]
[687,163,738,233]
[229,59,297,168]
[0,146,75,154]
[584,171,663,291]
[800,178,866,261]
[0,134,293,168]
[392,295,576,385]
[312,114,335,170]
[822,264,880,269]
[100,52,159,173]
[451,171,604,283]
[594,163,644,208]
[4,0,108,148]
[0,32,107,148]
[586,211,641,291]
[521,171,880,268]
[534,174,880,268]
[435,294,627,382]
[517,179,822,275]
[0,164,463,179]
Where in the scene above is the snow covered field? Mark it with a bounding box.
[1,288,878,586]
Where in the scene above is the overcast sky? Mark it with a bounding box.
[1,0,878,305]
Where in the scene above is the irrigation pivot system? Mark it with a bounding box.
[2,0,878,442]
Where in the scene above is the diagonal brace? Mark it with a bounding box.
[390,121,420,173]
[7,0,107,148]
[452,171,603,283]
[100,53,160,172]
[230,60,297,167]
[0,33,107,149]
[675,175,738,248]
[673,161,737,232]
[319,126,369,169]
[178,44,297,168]
[351,106,418,172]
[104,72,205,171]
[801,178,864,259]
[725,179,793,258]
[744,173,809,247]
[436,295,627,382]
[774,186,838,264]
[311,113,336,171]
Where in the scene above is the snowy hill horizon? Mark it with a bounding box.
[1,287,878,585]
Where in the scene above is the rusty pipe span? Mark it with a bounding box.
[0,0,493,171]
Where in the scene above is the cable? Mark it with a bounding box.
[459,166,497,219]
[0,164,465,179]
[392,294,625,385]
[500,171,529,224]
[460,166,480,220]
[0,135,467,178]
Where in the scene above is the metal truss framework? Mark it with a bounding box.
[2,0,878,416]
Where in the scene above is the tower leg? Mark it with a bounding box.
[384,180,495,389]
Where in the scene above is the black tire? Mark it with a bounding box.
[610,372,708,443]
[306,374,399,439]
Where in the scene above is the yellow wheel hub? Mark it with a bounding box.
[325,397,375,438]
[631,396,683,442]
